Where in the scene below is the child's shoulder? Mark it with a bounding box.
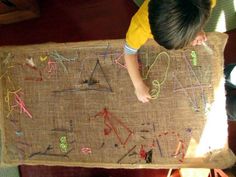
[132,0,150,30]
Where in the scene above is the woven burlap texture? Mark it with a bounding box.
[0,32,235,169]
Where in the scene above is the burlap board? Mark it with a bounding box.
[0,32,235,168]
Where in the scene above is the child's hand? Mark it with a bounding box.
[135,83,152,103]
[191,31,207,46]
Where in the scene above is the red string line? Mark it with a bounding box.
[114,53,127,69]
[13,92,32,119]
[139,145,147,159]
[94,108,133,146]
[114,53,142,70]
[5,88,21,117]
[157,131,185,163]
[44,59,58,76]
[81,147,92,154]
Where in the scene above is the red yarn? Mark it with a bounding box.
[139,145,147,159]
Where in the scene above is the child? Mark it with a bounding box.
[124,0,216,103]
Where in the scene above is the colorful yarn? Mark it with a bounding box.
[94,108,133,145]
[0,71,8,80]
[144,51,171,99]
[114,53,127,69]
[157,131,185,163]
[40,56,48,62]
[5,88,31,119]
[49,51,77,73]
[139,145,147,159]
[191,51,197,66]
[81,147,92,154]
[5,88,21,117]
[14,92,32,119]
[45,59,57,77]
[59,136,68,153]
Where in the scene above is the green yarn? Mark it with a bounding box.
[191,51,197,66]
[59,136,68,153]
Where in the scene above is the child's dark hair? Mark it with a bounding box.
[148,0,211,49]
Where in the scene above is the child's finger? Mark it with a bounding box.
[146,94,152,99]
[137,96,147,103]
[142,97,150,103]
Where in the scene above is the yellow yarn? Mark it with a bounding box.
[144,51,171,99]
[5,88,21,117]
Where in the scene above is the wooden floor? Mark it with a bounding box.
[0,0,235,176]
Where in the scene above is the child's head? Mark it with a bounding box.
[148,0,211,49]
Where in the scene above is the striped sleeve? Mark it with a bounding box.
[124,43,138,54]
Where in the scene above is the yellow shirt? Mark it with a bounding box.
[125,0,216,52]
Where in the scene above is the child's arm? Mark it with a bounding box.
[125,53,151,103]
